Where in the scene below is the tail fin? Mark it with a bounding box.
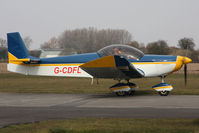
[7,32,29,63]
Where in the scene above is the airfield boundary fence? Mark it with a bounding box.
[0,63,199,74]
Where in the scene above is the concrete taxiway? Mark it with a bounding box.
[0,93,199,127]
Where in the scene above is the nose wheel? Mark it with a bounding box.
[152,76,173,96]
[158,91,169,96]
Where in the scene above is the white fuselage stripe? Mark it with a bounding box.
[7,62,177,78]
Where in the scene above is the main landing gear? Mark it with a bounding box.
[152,76,173,96]
[110,76,173,96]
[110,81,138,96]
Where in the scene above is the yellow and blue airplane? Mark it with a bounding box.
[7,32,192,96]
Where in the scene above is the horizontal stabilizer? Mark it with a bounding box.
[10,58,30,62]
[10,57,40,63]
[8,52,40,64]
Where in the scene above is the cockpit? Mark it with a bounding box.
[97,44,144,60]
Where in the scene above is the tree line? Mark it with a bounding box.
[41,27,132,53]
[0,28,199,62]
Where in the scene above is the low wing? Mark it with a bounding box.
[80,55,144,79]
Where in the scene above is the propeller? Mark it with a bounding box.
[183,57,192,86]
[184,63,187,86]
[174,48,191,86]
[183,45,191,86]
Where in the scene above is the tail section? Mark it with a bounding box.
[7,32,29,63]
[7,32,40,74]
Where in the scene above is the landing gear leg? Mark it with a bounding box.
[126,79,136,96]
[161,76,165,83]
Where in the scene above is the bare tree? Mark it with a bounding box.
[127,41,140,49]
[178,37,195,50]
[41,37,59,49]
[23,36,32,50]
[57,28,132,53]
[0,38,7,47]
[0,47,7,60]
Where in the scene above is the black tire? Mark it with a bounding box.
[115,91,128,96]
[158,91,169,96]
[128,90,135,96]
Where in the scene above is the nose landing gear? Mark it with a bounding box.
[152,76,173,96]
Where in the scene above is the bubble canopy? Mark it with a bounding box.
[97,44,144,60]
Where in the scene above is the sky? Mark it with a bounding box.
[0,0,199,50]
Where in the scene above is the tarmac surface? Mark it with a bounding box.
[0,93,199,128]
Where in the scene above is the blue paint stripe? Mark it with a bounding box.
[128,55,177,62]
[37,54,177,64]
[152,83,171,88]
[39,53,100,64]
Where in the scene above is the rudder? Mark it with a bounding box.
[7,32,29,63]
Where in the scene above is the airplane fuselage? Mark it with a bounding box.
[8,52,181,78]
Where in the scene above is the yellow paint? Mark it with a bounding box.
[172,56,192,72]
[172,56,184,72]
[8,52,82,66]
[184,57,192,64]
[8,52,24,65]
[110,86,130,90]
[80,55,115,68]
[153,86,172,90]
[132,62,176,65]
[10,58,30,62]
[29,64,82,66]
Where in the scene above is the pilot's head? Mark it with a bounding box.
[114,48,119,55]
[114,48,122,55]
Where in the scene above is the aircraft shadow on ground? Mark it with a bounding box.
[88,90,156,98]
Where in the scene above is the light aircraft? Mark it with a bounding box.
[7,32,192,96]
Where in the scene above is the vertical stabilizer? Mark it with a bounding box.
[7,32,29,63]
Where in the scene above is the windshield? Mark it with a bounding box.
[97,44,144,60]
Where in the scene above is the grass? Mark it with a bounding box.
[0,118,199,133]
[0,73,199,95]
[0,74,199,133]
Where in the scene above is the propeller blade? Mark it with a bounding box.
[184,64,187,86]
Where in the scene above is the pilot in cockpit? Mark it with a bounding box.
[113,48,122,55]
